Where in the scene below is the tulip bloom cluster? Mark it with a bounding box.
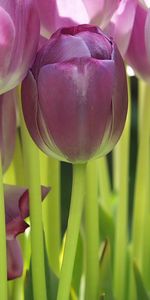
[0,1,150,300]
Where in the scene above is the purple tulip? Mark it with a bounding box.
[22,25,127,163]
[0,0,40,95]
[5,184,49,280]
[35,0,119,38]
[109,0,150,81]
[0,89,17,173]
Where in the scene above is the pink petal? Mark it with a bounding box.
[110,0,137,56]
[0,0,40,94]
[7,239,23,280]
[5,185,50,240]
[145,9,150,63]
[0,7,15,90]
[22,71,53,155]
[83,0,119,28]
[125,4,150,80]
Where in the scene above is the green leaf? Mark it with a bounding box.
[99,240,114,300]
[99,201,115,252]
[100,293,106,300]
[133,261,150,300]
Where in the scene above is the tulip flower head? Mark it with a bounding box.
[0,0,40,95]
[22,25,128,163]
[109,0,150,81]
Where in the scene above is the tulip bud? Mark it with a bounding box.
[109,0,150,81]
[22,25,128,163]
[0,0,40,95]
[35,0,119,38]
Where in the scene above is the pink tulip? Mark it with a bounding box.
[0,0,40,95]
[22,25,127,163]
[5,184,50,279]
[35,0,119,38]
[109,0,150,81]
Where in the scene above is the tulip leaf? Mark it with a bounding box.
[99,240,114,300]
[99,199,115,251]
[24,236,58,300]
[133,261,150,300]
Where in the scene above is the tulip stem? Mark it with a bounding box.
[57,163,86,300]
[45,157,61,275]
[85,160,100,300]
[0,154,7,300]
[113,77,131,300]
[19,95,47,300]
[98,156,111,212]
[129,82,150,300]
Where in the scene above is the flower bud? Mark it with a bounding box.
[0,0,40,95]
[22,25,128,163]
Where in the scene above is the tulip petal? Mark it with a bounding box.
[0,0,40,94]
[75,31,112,59]
[35,0,89,37]
[0,7,15,80]
[105,44,128,153]
[125,4,150,80]
[83,0,119,28]
[33,34,91,78]
[37,57,114,162]
[51,24,101,38]
[7,239,23,280]
[5,184,50,240]
[0,89,16,173]
[22,71,53,155]
[111,0,137,56]
[145,9,150,63]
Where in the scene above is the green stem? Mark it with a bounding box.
[0,155,7,300]
[19,100,47,300]
[57,163,86,300]
[44,157,61,275]
[113,77,131,300]
[85,160,100,300]
[129,82,150,300]
[97,156,111,212]
[13,131,24,185]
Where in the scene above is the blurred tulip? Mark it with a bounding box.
[0,0,40,95]
[5,184,50,279]
[22,25,127,163]
[109,0,150,81]
[35,0,119,38]
[0,89,17,173]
